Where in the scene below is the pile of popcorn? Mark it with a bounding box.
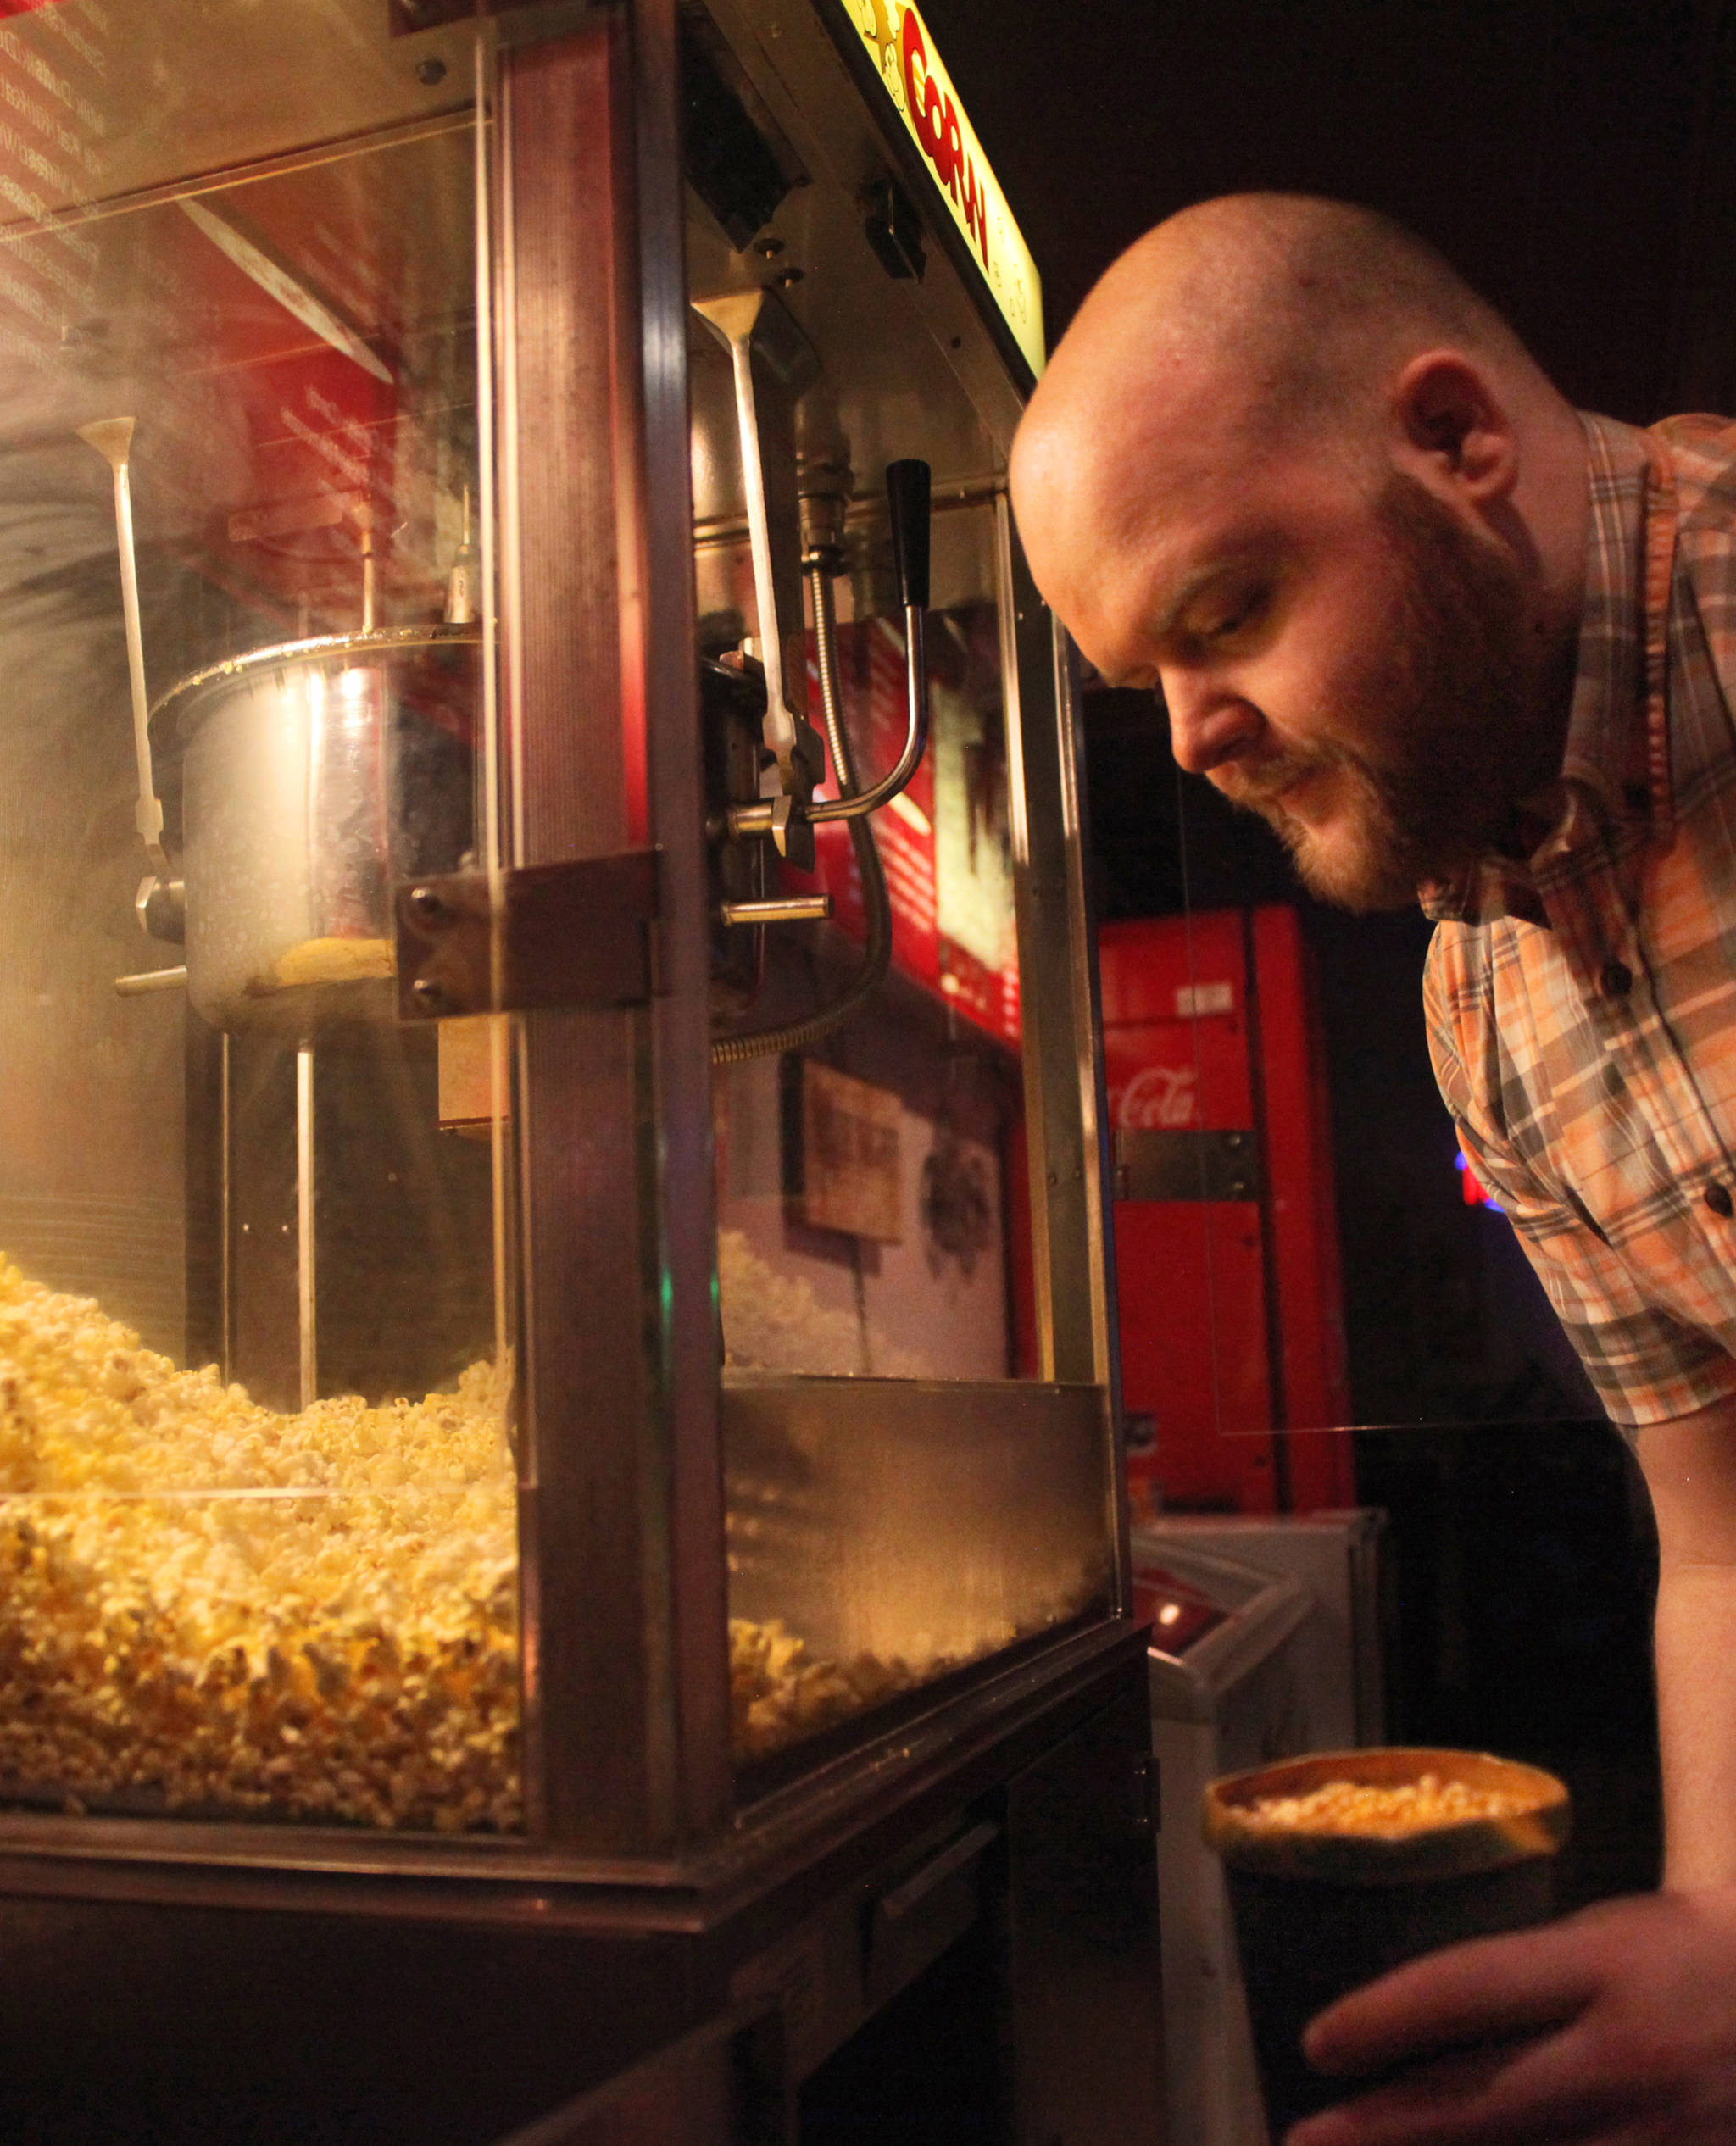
[0,1259,520,1832]
[0,1251,1084,1808]
[718,1230,932,1378]
[728,1616,923,1758]
[1240,1774,1529,1838]
[728,1613,1032,1759]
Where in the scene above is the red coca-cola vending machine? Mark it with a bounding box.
[1099,905,1355,1517]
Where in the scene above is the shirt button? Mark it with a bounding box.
[1708,1183,1734,1220]
[1600,959,1633,998]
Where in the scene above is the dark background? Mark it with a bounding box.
[909,0,1736,1894]
[921,0,1736,422]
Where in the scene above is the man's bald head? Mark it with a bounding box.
[1102,195,1525,423]
[1022,193,1539,465]
[1010,194,1556,619]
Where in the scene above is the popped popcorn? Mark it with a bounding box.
[1238,1775,1530,1838]
[729,1616,924,1758]
[718,1230,932,1377]
[0,1257,520,1832]
[727,1612,1030,1760]
[0,1254,1082,1808]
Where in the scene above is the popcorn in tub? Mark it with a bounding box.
[1237,1774,1532,1838]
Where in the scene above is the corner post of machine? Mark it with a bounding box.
[496,0,730,1854]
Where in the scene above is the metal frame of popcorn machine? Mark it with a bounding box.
[0,1,1157,2140]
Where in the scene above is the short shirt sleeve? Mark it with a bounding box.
[1424,924,1736,1428]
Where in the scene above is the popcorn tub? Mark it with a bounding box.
[1205,1748,1572,2138]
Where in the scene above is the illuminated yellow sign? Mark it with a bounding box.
[845,1,1045,377]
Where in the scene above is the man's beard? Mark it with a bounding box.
[1215,474,1540,913]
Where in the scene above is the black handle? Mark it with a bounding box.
[885,458,931,611]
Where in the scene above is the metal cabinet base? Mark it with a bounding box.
[0,1642,1159,2146]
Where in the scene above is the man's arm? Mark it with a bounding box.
[1636,1392,1736,1888]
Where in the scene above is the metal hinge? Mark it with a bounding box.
[1112,1127,1262,1203]
[394,851,661,1019]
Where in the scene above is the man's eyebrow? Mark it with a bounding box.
[1149,564,1222,639]
[1088,564,1233,689]
[1147,547,1277,642]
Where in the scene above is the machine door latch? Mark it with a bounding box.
[1113,1127,1262,1204]
[394,851,661,1020]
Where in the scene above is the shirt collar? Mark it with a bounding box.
[1422,413,1657,926]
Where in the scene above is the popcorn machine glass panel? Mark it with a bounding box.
[684,22,1118,1771]
[0,5,518,1832]
[692,203,1028,1389]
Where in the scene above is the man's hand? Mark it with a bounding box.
[1286,1887,1736,2146]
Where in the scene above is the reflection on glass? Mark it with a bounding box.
[724,1380,1113,1764]
[0,7,515,1828]
[710,570,1115,1762]
[683,96,1113,1760]
[712,605,1021,1382]
[714,587,1026,1386]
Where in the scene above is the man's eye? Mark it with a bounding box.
[1205,588,1268,640]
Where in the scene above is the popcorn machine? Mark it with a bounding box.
[0,2,1154,2138]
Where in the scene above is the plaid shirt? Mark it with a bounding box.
[1425,411,1736,1427]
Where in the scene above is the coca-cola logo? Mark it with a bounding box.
[1116,1065,1199,1130]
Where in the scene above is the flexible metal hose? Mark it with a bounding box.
[710,565,893,1065]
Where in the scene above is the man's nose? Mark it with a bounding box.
[1160,675,1266,776]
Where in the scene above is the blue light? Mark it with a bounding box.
[1455,1148,1505,1215]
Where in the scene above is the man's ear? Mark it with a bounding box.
[1390,350,1518,503]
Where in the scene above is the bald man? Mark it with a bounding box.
[1013,195,1736,2145]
